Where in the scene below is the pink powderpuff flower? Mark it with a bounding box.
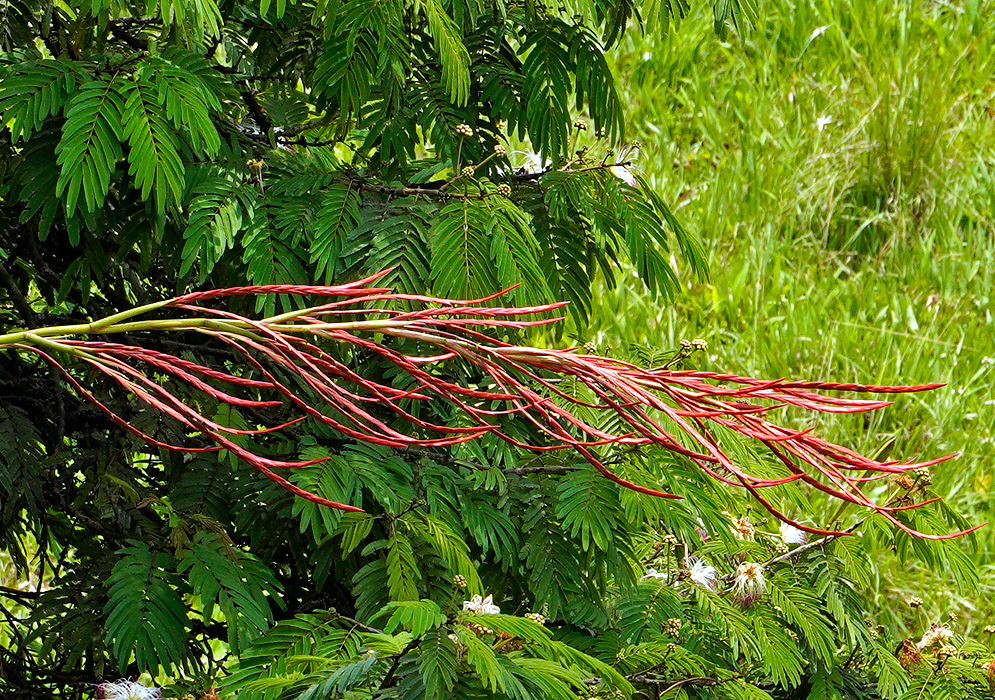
[916,623,954,650]
[733,562,766,608]
[732,516,755,540]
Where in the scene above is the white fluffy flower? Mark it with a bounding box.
[733,562,766,608]
[640,568,667,582]
[917,623,954,650]
[685,557,718,591]
[462,594,501,615]
[97,680,162,700]
[512,150,549,175]
[732,516,755,540]
[815,116,833,131]
[610,165,637,187]
[779,523,809,546]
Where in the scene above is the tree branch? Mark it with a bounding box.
[377,635,422,692]
[0,584,41,601]
[108,22,149,51]
[627,674,735,693]
[240,91,272,133]
[0,258,38,328]
[766,521,862,567]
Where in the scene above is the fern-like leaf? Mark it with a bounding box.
[104,541,189,673]
[55,77,127,215]
[181,172,256,281]
[310,184,360,283]
[0,59,77,142]
[122,72,186,213]
[430,200,499,300]
[419,627,459,700]
[178,531,282,655]
[421,0,471,105]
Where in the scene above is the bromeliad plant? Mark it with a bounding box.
[0,270,974,540]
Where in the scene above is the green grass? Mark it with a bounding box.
[594,0,995,631]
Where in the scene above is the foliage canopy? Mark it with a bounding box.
[0,0,991,699]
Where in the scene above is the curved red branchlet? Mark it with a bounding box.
[17,273,981,540]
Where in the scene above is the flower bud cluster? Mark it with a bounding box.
[455,123,474,136]
[936,644,957,661]
[463,622,491,636]
[497,183,512,197]
[525,612,546,625]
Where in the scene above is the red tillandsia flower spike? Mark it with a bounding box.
[2,272,981,540]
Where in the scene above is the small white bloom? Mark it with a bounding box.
[97,680,162,700]
[642,51,652,61]
[686,557,718,591]
[462,594,501,615]
[640,568,667,582]
[917,623,954,650]
[512,150,549,175]
[733,562,766,608]
[808,25,829,41]
[816,116,833,131]
[779,523,809,546]
[610,165,638,187]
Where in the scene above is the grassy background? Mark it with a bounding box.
[593,0,995,631]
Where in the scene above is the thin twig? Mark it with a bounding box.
[0,584,41,600]
[240,91,272,133]
[0,259,39,328]
[334,612,383,635]
[377,635,422,691]
[766,521,862,567]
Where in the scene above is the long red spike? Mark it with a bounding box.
[14,275,980,537]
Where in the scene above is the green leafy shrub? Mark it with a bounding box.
[1,1,992,699]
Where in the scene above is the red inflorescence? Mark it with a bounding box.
[16,270,980,539]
